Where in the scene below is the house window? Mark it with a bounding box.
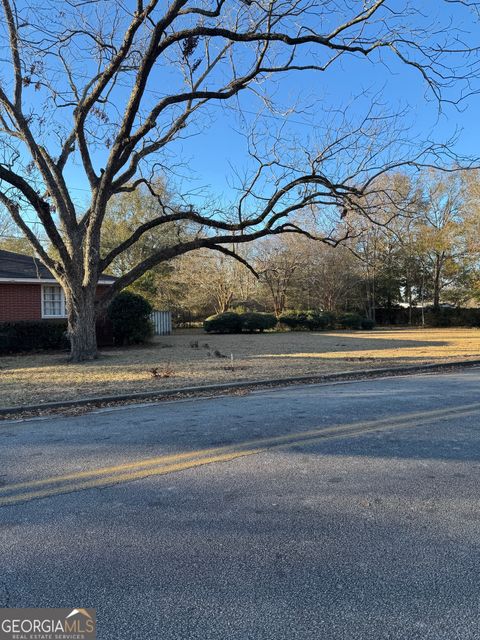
[42,285,66,318]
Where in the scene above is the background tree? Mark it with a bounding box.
[414,170,474,309]
[292,243,362,314]
[255,235,309,317]
[162,246,258,320]
[461,169,480,303]
[259,234,361,314]
[352,173,420,320]
[0,208,34,253]
[142,169,480,321]
[101,185,181,304]
[0,0,478,359]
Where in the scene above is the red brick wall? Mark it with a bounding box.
[0,282,113,323]
[0,283,42,321]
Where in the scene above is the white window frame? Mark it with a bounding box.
[41,284,67,318]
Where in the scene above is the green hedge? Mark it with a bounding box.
[0,320,68,354]
[305,310,336,331]
[108,291,153,345]
[204,312,277,333]
[337,312,364,330]
[279,310,337,331]
[240,312,277,333]
[424,307,480,328]
[277,311,306,330]
[279,310,375,331]
[204,312,243,333]
[360,318,376,330]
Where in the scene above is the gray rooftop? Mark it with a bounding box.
[0,249,116,282]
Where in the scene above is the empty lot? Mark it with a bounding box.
[1,327,480,408]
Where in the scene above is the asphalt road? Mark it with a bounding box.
[1,369,480,639]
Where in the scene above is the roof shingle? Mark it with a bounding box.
[0,249,115,282]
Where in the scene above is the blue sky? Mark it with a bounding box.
[60,59,480,212]
[170,53,480,202]
[4,0,480,220]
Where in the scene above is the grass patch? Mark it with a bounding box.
[1,327,480,408]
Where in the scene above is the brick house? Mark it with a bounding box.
[0,249,115,323]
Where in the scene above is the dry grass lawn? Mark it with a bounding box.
[1,327,480,408]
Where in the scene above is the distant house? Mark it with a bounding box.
[0,249,115,323]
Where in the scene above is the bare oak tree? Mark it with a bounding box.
[256,234,309,317]
[0,0,478,359]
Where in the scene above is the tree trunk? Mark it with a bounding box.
[66,287,98,362]
[433,253,443,310]
[407,285,412,325]
[433,271,441,309]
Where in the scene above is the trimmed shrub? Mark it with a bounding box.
[240,312,277,333]
[0,320,68,354]
[305,310,336,331]
[279,311,313,330]
[108,291,153,345]
[203,312,243,333]
[361,318,376,330]
[458,308,480,327]
[278,311,303,330]
[279,310,336,331]
[337,312,364,330]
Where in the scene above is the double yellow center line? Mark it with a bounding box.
[1,401,479,507]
